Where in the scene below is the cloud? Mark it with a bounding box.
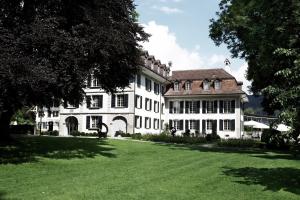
[141,21,251,93]
[152,5,183,14]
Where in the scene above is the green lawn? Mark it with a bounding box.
[0,136,299,200]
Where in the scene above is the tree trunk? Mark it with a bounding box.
[0,110,14,142]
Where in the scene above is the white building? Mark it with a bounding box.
[36,52,246,138]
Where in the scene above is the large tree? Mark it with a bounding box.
[0,0,148,139]
[209,0,300,142]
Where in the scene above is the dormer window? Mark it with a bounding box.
[203,80,210,90]
[185,81,191,91]
[215,80,221,90]
[174,81,179,91]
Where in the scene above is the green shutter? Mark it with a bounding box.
[86,116,90,129]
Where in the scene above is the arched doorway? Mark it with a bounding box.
[65,116,78,135]
[111,116,127,136]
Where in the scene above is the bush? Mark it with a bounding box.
[182,129,191,137]
[131,133,142,140]
[70,131,99,137]
[121,132,131,137]
[261,129,290,150]
[217,139,261,148]
[40,130,59,136]
[205,134,221,142]
[9,125,34,134]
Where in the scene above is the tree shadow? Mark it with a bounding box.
[223,167,300,195]
[0,191,19,200]
[152,142,269,155]
[251,154,300,161]
[0,136,116,164]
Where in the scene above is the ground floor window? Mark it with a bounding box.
[135,116,142,129]
[154,119,159,130]
[145,117,151,129]
[207,120,213,130]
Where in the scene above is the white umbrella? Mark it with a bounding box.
[244,120,269,129]
[274,124,291,132]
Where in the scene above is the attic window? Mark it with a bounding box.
[203,80,210,90]
[215,80,221,90]
[185,81,191,91]
[174,81,179,91]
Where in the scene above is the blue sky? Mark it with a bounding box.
[135,0,250,92]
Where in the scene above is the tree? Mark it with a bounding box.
[209,0,300,142]
[0,0,149,139]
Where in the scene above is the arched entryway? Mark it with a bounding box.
[65,116,78,135]
[111,116,127,136]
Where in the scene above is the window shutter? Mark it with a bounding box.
[214,100,218,113]
[169,120,172,129]
[87,75,91,87]
[180,101,184,113]
[99,95,103,108]
[231,120,235,131]
[135,95,138,108]
[157,102,160,113]
[86,116,90,129]
[212,120,217,133]
[196,120,200,130]
[219,120,223,131]
[140,117,142,128]
[202,101,207,113]
[202,120,206,133]
[179,120,183,130]
[145,98,148,110]
[145,118,147,128]
[111,95,115,108]
[124,94,128,108]
[150,99,152,111]
[231,100,235,113]
[185,101,189,113]
[140,96,143,109]
[219,100,224,113]
[196,101,200,113]
[86,96,91,108]
[169,101,173,113]
[185,120,189,130]
[149,118,152,128]
[98,116,103,129]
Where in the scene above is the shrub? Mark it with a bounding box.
[217,139,261,148]
[40,130,59,136]
[182,129,191,137]
[136,134,207,145]
[120,132,131,137]
[205,134,221,142]
[261,129,290,150]
[131,133,142,140]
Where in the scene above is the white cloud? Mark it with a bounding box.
[152,5,183,14]
[159,0,183,2]
[141,21,251,93]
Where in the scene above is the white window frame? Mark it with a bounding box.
[91,95,100,108]
[203,80,210,90]
[154,119,159,130]
[185,81,191,90]
[135,116,141,129]
[91,75,100,87]
[145,117,151,129]
[173,120,180,130]
[91,116,100,129]
[206,120,213,131]
[223,100,232,113]
[173,101,180,114]
[215,80,221,90]
[207,101,214,113]
[116,95,125,108]
[189,120,196,130]
[174,82,179,91]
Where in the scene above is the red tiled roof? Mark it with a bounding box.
[171,68,234,80]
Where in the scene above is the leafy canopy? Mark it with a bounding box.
[209,0,300,139]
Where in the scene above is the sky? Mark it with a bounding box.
[135,0,251,93]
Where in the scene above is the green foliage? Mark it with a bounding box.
[0,0,149,136]
[205,134,221,142]
[70,131,98,137]
[261,129,290,150]
[210,0,300,140]
[11,107,35,125]
[217,139,262,148]
[41,130,59,136]
[131,133,142,140]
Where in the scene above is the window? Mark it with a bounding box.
[207,120,213,130]
[169,101,184,114]
[111,94,128,108]
[145,117,151,129]
[171,120,183,130]
[154,101,159,113]
[145,98,152,111]
[48,111,51,117]
[189,120,197,130]
[53,111,59,117]
[219,119,235,131]
[203,80,210,90]
[135,116,142,129]
[220,100,235,113]
[91,75,100,87]
[91,116,101,129]
[185,81,191,90]
[154,82,160,95]
[146,78,152,92]
[202,100,218,114]
[185,101,199,114]
[136,74,141,88]
[215,80,221,90]
[38,111,44,117]
[154,119,159,130]
[135,95,142,109]
[161,85,165,94]
[87,95,103,108]
[174,82,179,91]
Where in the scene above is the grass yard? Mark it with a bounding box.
[0,136,299,200]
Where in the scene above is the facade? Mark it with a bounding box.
[36,52,246,138]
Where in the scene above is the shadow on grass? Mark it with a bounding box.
[223,167,300,195]
[0,136,116,164]
[0,191,19,200]
[251,154,300,161]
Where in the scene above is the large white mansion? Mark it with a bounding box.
[36,51,247,138]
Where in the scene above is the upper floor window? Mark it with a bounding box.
[111,94,128,108]
[219,119,235,131]
[53,111,59,117]
[169,101,184,114]
[214,80,221,90]
[91,75,100,87]
[135,95,142,109]
[145,117,151,129]
[146,78,152,92]
[135,116,142,129]
[203,80,210,90]
[145,98,152,111]
[219,100,235,113]
[185,81,191,91]
[174,81,179,91]
[154,101,159,113]
[185,101,200,114]
[202,100,218,114]
[87,95,103,108]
